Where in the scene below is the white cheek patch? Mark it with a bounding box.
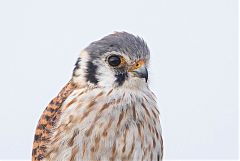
[96,62,116,87]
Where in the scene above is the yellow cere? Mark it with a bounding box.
[128,60,145,72]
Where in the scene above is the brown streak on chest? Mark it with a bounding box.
[70,146,79,161]
[127,135,135,160]
[151,109,158,119]
[117,110,125,127]
[90,135,101,160]
[107,88,113,96]
[141,103,150,118]
[68,129,79,147]
[132,104,136,121]
[63,98,77,110]
[85,92,105,137]
[102,117,113,137]
[136,122,144,149]
[78,101,96,123]
[122,125,129,153]
[81,141,87,159]
[110,141,117,161]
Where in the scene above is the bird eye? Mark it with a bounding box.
[108,55,121,67]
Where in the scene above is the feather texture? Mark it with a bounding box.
[32,32,163,161]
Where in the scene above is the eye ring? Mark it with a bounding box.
[108,55,121,67]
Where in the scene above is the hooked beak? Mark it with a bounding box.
[129,65,148,82]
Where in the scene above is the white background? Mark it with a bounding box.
[0,0,238,160]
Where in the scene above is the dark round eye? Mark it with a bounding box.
[108,55,121,67]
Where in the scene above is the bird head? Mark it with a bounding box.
[73,32,150,89]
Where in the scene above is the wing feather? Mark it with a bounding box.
[32,80,77,161]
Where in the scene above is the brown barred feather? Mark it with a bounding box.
[32,80,77,161]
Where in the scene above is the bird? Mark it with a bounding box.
[32,32,163,161]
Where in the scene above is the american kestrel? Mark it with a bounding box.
[32,32,163,161]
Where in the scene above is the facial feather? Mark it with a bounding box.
[73,32,150,88]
